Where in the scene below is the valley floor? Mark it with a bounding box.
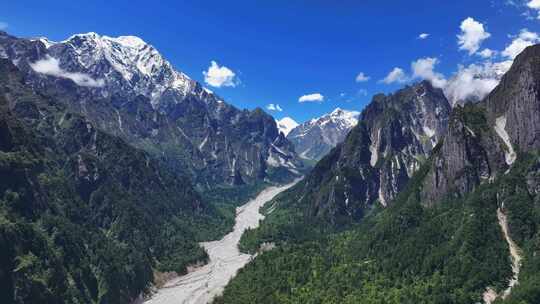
[144,181,299,304]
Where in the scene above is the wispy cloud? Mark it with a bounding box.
[299,93,324,103]
[502,29,540,59]
[418,33,430,40]
[444,61,509,105]
[411,57,447,88]
[266,103,283,111]
[30,55,105,87]
[380,67,408,84]
[527,0,540,19]
[355,72,370,82]
[478,48,496,58]
[357,89,368,96]
[203,60,239,88]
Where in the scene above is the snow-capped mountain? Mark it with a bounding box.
[29,32,205,109]
[287,108,360,160]
[0,31,303,188]
[276,117,299,136]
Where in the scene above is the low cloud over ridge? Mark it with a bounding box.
[30,55,105,87]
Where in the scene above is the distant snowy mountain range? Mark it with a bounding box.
[282,108,360,161]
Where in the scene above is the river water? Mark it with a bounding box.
[145,181,298,304]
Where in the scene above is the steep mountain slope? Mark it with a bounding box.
[276,117,298,136]
[422,44,540,205]
[218,45,540,304]
[0,59,230,304]
[264,81,450,227]
[0,31,302,190]
[287,108,359,161]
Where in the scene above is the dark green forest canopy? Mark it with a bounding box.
[217,151,540,304]
[0,59,232,304]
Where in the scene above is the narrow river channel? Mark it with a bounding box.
[145,181,298,304]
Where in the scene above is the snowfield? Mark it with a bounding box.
[145,181,299,304]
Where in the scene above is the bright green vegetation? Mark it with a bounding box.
[218,152,540,304]
[0,60,232,304]
[492,155,540,304]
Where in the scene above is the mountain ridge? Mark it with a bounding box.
[218,44,540,304]
[292,81,451,223]
[0,58,231,304]
[286,108,360,161]
[0,31,303,190]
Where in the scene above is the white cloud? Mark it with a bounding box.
[458,17,491,55]
[528,0,540,9]
[203,60,238,88]
[418,33,430,40]
[381,67,408,84]
[378,26,536,105]
[299,93,324,103]
[30,55,104,87]
[406,55,511,105]
[444,61,511,105]
[355,72,370,82]
[266,103,283,112]
[444,28,540,104]
[411,57,447,88]
[0,22,7,30]
[528,0,540,19]
[478,48,496,58]
[357,89,368,96]
[502,29,540,59]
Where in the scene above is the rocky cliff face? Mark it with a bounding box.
[484,45,540,154]
[224,45,540,304]
[277,81,451,224]
[421,45,540,205]
[0,31,302,189]
[286,108,359,161]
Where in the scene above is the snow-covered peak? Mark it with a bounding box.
[276,117,299,136]
[46,32,201,108]
[328,108,360,126]
[61,32,163,77]
[31,37,57,49]
[64,32,101,41]
[63,32,149,52]
[314,108,360,129]
[104,35,148,49]
[331,107,345,114]
[287,108,360,160]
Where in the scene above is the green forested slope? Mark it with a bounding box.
[218,45,540,304]
[0,59,230,303]
[217,153,540,304]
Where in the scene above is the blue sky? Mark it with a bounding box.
[2,0,540,123]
